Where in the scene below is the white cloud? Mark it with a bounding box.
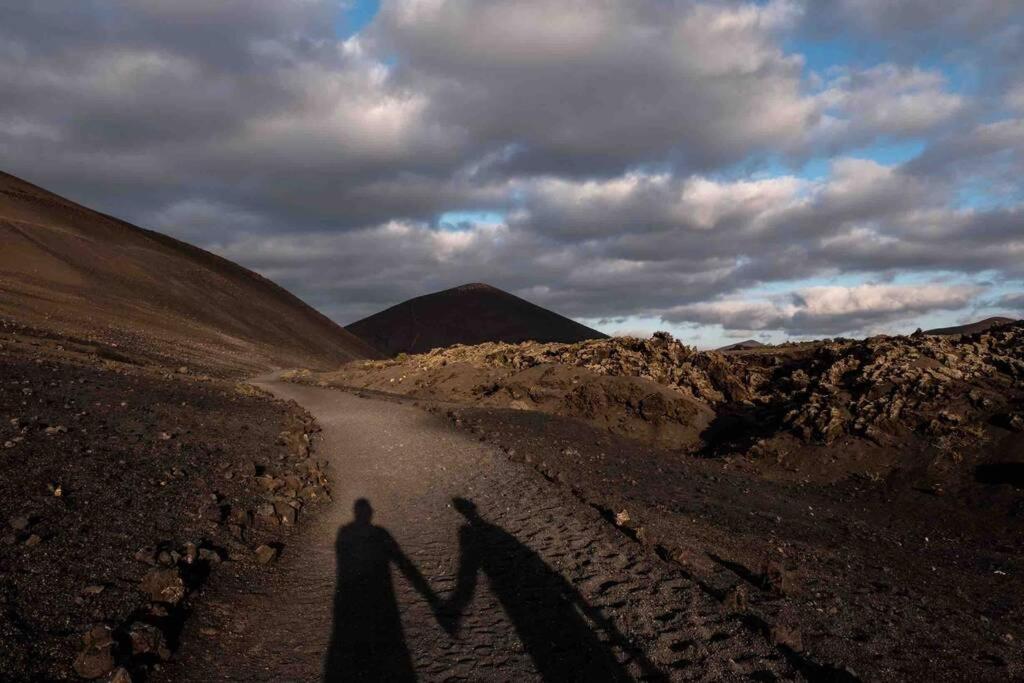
[0,0,1020,338]
[664,283,984,335]
[812,65,965,148]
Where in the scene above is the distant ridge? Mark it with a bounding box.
[346,283,607,356]
[0,170,379,371]
[924,317,1017,337]
[717,339,765,352]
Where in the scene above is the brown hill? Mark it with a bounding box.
[346,283,607,356]
[0,171,378,373]
[925,316,1017,336]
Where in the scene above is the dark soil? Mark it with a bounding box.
[0,328,327,681]
[427,404,1024,681]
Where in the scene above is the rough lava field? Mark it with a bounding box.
[290,322,1024,679]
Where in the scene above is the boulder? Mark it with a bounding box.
[254,544,279,564]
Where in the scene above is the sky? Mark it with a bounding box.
[1,1,1022,348]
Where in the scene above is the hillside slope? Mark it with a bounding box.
[0,171,378,373]
[346,283,607,356]
[925,316,1017,336]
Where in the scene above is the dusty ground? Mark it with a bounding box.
[429,404,1023,681]
[0,324,328,681]
[288,323,1024,680]
[157,379,805,682]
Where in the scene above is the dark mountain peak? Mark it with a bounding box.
[452,282,499,292]
[347,284,607,356]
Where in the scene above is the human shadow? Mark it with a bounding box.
[441,497,663,682]
[323,499,440,682]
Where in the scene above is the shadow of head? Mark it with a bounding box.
[452,497,478,520]
[353,498,374,524]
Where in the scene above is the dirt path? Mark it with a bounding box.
[164,379,793,681]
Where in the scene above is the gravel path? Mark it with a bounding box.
[168,379,793,681]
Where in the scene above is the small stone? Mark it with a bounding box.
[134,547,158,565]
[107,667,132,683]
[82,585,106,596]
[3,441,14,449]
[129,622,171,660]
[274,501,297,525]
[84,625,114,647]
[9,515,30,531]
[256,475,284,492]
[24,534,41,547]
[157,549,179,566]
[770,623,803,651]
[723,584,748,612]
[44,425,67,435]
[198,547,222,564]
[228,507,253,527]
[74,626,115,679]
[182,542,199,564]
[157,431,173,441]
[254,544,279,564]
[761,557,790,594]
[140,566,186,605]
[614,510,631,526]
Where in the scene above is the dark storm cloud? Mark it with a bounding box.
[999,292,1024,315]
[0,0,1021,337]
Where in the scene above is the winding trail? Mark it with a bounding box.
[167,378,792,681]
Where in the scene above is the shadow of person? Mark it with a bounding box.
[443,497,662,682]
[323,498,440,682]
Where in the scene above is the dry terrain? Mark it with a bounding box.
[0,323,330,681]
[0,171,377,374]
[289,323,1024,680]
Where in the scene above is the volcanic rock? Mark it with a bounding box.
[73,626,116,679]
[140,566,186,605]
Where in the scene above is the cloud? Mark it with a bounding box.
[801,1,1021,45]
[811,65,965,149]
[368,0,815,175]
[0,0,1020,340]
[999,292,1024,314]
[664,283,984,335]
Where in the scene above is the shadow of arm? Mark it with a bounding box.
[438,525,479,636]
[389,536,442,610]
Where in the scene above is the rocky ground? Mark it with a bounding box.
[0,321,330,682]
[155,379,804,683]
[289,321,1024,680]
[294,322,1024,483]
